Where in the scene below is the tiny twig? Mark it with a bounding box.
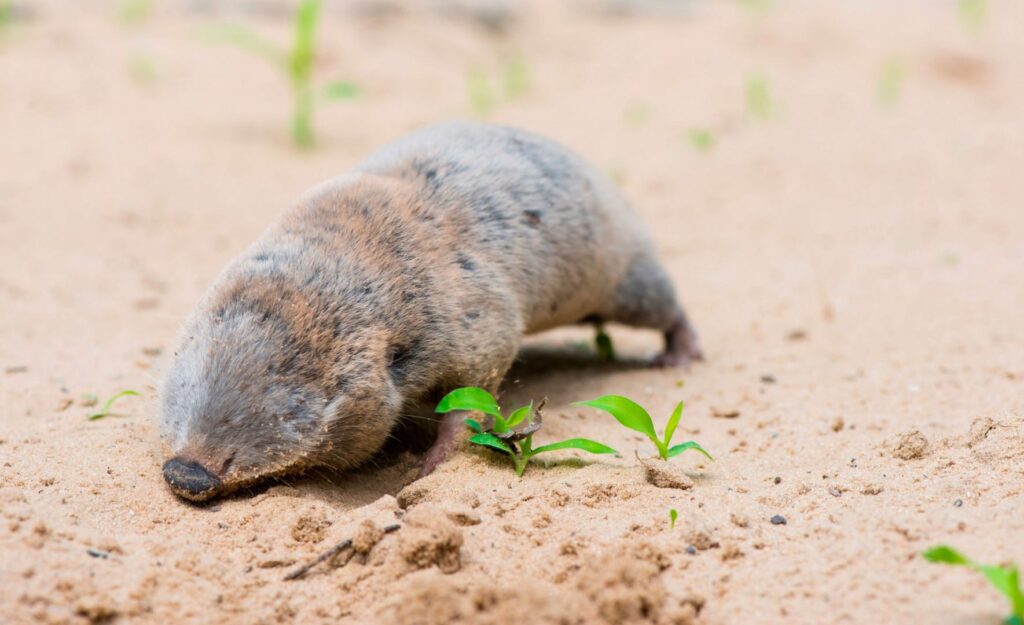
[283,523,400,581]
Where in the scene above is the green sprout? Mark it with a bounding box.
[128,55,158,84]
[119,0,153,25]
[624,101,650,128]
[745,74,775,120]
[594,324,615,362]
[203,0,358,148]
[958,0,986,33]
[669,508,678,529]
[88,390,141,421]
[687,128,716,153]
[877,57,906,106]
[436,387,617,477]
[924,545,1023,625]
[575,395,713,462]
[0,0,13,37]
[466,56,532,117]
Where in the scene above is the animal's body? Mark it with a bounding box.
[160,121,701,502]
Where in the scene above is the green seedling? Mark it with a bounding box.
[436,387,617,477]
[0,1,13,37]
[624,101,650,128]
[958,0,986,33]
[466,56,532,117]
[88,390,141,421]
[877,57,906,106]
[924,545,1023,625]
[575,395,713,462]
[594,324,615,362]
[203,0,358,148]
[669,508,678,529]
[745,74,775,120]
[128,55,158,84]
[687,128,716,153]
[119,0,153,25]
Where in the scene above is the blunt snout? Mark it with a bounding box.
[162,457,222,502]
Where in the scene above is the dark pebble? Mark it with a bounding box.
[685,545,697,555]
[760,374,776,384]
[86,548,109,559]
[770,514,787,526]
[773,476,782,485]
[954,499,963,507]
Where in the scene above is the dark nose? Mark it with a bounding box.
[162,457,222,502]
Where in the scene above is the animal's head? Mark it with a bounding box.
[159,265,403,502]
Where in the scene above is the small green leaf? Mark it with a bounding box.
[667,441,714,461]
[531,438,618,456]
[977,565,1023,615]
[468,433,513,455]
[323,81,358,101]
[669,508,678,529]
[687,128,716,153]
[505,403,532,429]
[436,387,502,418]
[664,401,684,447]
[290,0,320,84]
[746,74,775,120]
[88,390,141,421]
[923,545,971,566]
[503,57,531,99]
[464,418,483,433]
[201,24,286,66]
[575,395,657,441]
[467,68,496,116]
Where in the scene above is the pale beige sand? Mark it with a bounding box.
[2,1,1023,623]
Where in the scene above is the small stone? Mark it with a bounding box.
[831,418,844,432]
[760,374,776,384]
[860,484,884,496]
[893,429,929,460]
[773,476,782,485]
[828,487,842,498]
[770,515,787,526]
[953,499,963,508]
[685,545,697,555]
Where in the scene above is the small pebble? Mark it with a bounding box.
[828,487,842,497]
[685,545,697,555]
[953,499,963,508]
[770,515,787,526]
[760,374,776,384]
[86,548,109,559]
[773,476,782,485]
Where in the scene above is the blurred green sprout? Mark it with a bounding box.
[203,0,358,148]
[958,0,986,33]
[687,128,716,153]
[878,58,906,106]
[467,56,532,116]
[119,0,153,25]
[669,508,678,529]
[88,390,141,421]
[745,74,776,120]
[924,545,1022,625]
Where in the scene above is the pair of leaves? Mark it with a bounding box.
[924,545,1024,622]
[437,387,617,476]
[574,395,713,461]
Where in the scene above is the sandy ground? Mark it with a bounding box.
[2,0,1023,623]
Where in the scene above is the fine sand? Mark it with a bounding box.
[2,1,1023,623]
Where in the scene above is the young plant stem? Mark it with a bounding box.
[292,84,314,148]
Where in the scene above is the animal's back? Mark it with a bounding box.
[352,121,654,334]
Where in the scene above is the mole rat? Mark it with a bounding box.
[159,121,702,502]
